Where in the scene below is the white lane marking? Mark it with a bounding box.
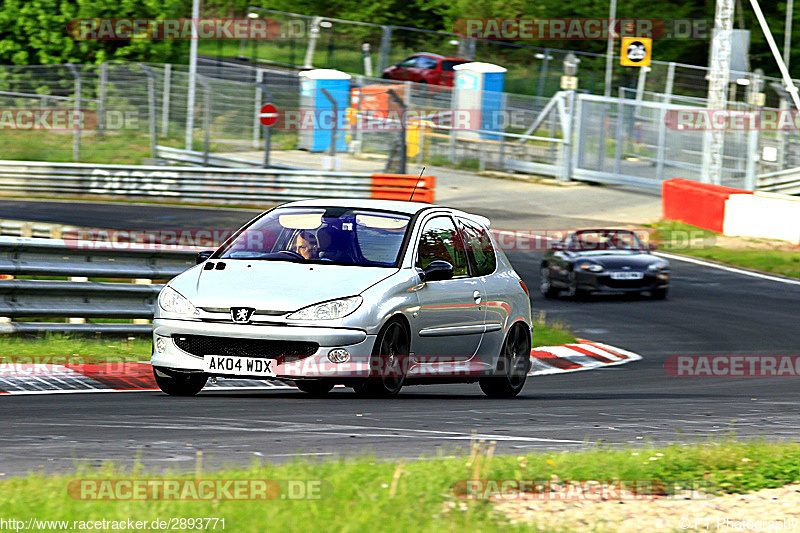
[655,251,800,286]
[14,420,585,444]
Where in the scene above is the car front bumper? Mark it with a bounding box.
[150,318,377,379]
[576,271,669,292]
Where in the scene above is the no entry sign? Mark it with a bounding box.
[259,103,278,127]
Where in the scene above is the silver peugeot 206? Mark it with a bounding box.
[151,199,533,398]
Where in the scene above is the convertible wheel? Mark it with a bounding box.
[566,272,589,300]
[480,324,531,398]
[353,320,409,398]
[295,380,335,396]
[153,368,208,397]
[650,287,668,300]
[539,266,560,299]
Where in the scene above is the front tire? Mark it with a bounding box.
[295,380,335,396]
[153,368,207,397]
[650,287,668,300]
[353,319,409,398]
[480,324,531,398]
[539,266,560,299]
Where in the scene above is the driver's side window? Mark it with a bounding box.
[416,216,468,277]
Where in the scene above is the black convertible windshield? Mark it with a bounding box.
[218,207,411,267]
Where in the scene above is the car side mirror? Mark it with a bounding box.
[647,243,658,251]
[196,250,214,264]
[550,241,565,251]
[420,260,454,282]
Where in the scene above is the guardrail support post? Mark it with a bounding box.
[133,279,152,325]
[68,276,88,324]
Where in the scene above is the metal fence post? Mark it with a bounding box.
[304,17,322,68]
[387,88,406,174]
[161,64,171,137]
[98,62,107,138]
[561,91,576,181]
[140,65,157,160]
[745,128,759,190]
[378,26,392,74]
[67,64,81,162]
[253,69,264,148]
[655,62,675,183]
[320,88,339,169]
[196,77,211,166]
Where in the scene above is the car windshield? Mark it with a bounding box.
[217,207,411,267]
[568,230,645,252]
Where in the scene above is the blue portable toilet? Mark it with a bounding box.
[452,62,506,141]
[298,69,351,152]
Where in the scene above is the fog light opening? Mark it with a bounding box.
[155,336,168,353]
[328,349,350,364]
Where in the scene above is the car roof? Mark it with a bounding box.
[411,53,469,62]
[275,199,491,227]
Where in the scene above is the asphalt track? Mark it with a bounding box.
[0,199,798,475]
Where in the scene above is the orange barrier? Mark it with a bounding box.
[661,178,752,233]
[370,174,436,203]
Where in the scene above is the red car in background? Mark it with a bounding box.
[381,53,469,86]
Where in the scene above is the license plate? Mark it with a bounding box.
[610,271,644,280]
[204,355,275,376]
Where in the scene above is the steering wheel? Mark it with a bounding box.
[276,250,306,260]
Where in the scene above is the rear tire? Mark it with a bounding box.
[353,319,409,398]
[480,324,531,398]
[153,368,207,397]
[295,380,335,396]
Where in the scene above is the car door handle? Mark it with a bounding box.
[473,290,482,304]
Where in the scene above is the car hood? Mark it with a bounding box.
[574,251,659,270]
[169,260,397,312]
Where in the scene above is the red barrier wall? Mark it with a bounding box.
[661,178,752,233]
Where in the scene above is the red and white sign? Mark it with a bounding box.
[259,103,278,127]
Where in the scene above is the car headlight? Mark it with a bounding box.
[647,263,668,272]
[287,296,362,321]
[158,287,198,316]
[579,263,604,273]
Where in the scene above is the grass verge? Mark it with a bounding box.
[0,334,150,362]
[1,441,798,531]
[649,220,800,279]
[0,321,575,364]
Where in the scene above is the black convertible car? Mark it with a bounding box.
[539,229,670,299]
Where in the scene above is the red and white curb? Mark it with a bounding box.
[529,340,641,376]
[0,341,640,396]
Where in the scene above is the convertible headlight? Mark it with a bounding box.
[158,287,198,316]
[287,296,362,321]
[647,263,668,271]
[579,263,604,273]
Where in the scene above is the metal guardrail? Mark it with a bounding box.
[155,146,301,170]
[0,160,435,205]
[757,167,800,195]
[0,237,197,335]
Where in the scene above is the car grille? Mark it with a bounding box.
[173,335,318,359]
